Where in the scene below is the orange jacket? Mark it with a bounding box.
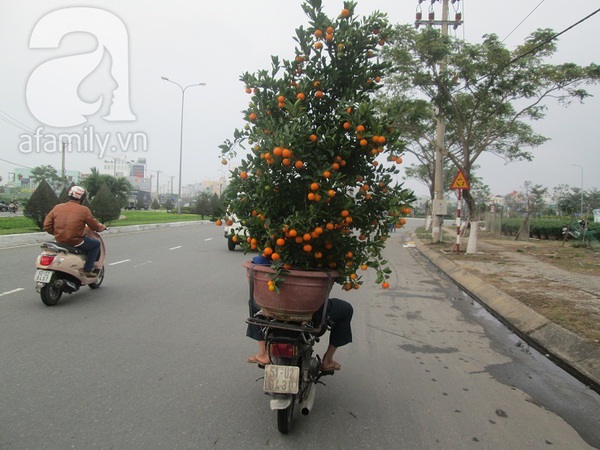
[43,201,106,246]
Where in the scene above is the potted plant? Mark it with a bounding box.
[219,0,415,303]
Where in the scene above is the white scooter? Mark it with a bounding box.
[34,227,106,306]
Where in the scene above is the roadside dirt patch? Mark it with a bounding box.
[433,232,600,344]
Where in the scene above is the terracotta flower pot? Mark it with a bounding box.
[243,261,339,322]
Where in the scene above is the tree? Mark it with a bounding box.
[403,156,454,201]
[210,193,223,219]
[164,198,174,212]
[82,167,131,207]
[90,184,121,223]
[379,24,600,219]
[30,165,60,185]
[23,179,58,230]
[220,0,415,287]
[151,198,161,210]
[529,184,548,217]
[194,191,211,217]
[468,180,492,219]
[58,184,74,203]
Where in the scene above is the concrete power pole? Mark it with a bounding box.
[416,0,462,242]
[61,139,69,192]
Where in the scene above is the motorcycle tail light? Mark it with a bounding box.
[269,343,297,358]
[40,255,56,266]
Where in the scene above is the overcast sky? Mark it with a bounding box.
[1,0,598,198]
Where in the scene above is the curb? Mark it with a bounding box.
[413,236,600,392]
[0,221,207,249]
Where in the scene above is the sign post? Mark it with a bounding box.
[449,170,470,254]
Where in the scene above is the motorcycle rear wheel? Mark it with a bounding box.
[277,398,295,434]
[40,281,62,306]
[89,267,105,289]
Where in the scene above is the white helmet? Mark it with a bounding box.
[68,185,87,200]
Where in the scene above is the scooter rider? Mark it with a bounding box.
[43,186,107,278]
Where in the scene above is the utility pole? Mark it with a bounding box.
[415,0,462,242]
[156,171,160,198]
[61,140,67,191]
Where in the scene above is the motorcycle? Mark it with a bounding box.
[8,201,18,214]
[246,281,335,434]
[34,227,106,306]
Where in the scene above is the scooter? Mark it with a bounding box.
[246,285,334,434]
[34,227,106,306]
[8,201,18,214]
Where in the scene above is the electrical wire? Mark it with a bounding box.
[0,109,37,134]
[506,7,600,68]
[502,0,546,43]
[0,157,35,170]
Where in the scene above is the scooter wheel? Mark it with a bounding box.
[277,399,295,434]
[40,281,62,306]
[89,267,105,289]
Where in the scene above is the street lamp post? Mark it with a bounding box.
[161,77,206,214]
[571,164,584,216]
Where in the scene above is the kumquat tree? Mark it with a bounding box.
[219,0,415,290]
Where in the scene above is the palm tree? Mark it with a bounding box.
[82,167,131,207]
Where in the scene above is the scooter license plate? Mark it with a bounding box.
[263,364,299,394]
[34,270,53,283]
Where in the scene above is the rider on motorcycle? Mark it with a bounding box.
[246,256,353,371]
[43,186,107,278]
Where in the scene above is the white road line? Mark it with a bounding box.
[109,259,131,266]
[204,238,213,241]
[169,246,182,250]
[133,261,152,268]
[0,288,25,297]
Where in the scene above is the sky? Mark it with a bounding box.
[0,0,599,198]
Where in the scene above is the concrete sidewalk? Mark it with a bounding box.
[413,236,600,393]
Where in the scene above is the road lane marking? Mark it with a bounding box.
[109,259,131,266]
[205,238,213,241]
[169,246,182,250]
[0,288,25,297]
[133,261,152,268]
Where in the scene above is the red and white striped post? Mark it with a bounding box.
[449,169,469,255]
[455,189,462,254]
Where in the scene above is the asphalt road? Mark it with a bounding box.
[1,221,599,449]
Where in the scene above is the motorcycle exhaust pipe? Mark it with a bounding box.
[301,384,316,415]
[54,279,78,293]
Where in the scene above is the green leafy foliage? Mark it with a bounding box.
[82,167,132,208]
[90,184,121,223]
[23,179,59,231]
[379,24,600,219]
[220,0,415,288]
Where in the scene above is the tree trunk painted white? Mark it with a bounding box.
[425,215,432,230]
[466,221,478,253]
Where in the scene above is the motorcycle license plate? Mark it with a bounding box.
[34,270,53,283]
[263,364,299,394]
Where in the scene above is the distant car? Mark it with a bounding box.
[224,214,244,251]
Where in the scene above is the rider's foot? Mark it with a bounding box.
[247,353,270,364]
[80,270,96,278]
[321,360,341,371]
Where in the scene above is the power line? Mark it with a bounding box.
[507,7,600,67]
[0,157,35,170]
[502,0,546,43]
[0,111,36,134]
[454,7,600,91]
